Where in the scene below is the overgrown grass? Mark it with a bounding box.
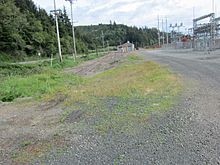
[62,58,182,134]
[0,53,104,102]
[0,69,83,102]
[127,54,143,61]
[0,52,107,77]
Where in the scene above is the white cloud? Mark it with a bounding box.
[33,0,220,29]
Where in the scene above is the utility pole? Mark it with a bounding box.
[212,0,215,13]
[66,0,77,61]
[166,18,168,45]
[106,41,109,53]
[101,31,105,49]
[52,0,62,62]
[162,19,165,45]
[158,15,161,47]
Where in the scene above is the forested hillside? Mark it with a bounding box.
[75,23,158,50]
[0,0,158,60]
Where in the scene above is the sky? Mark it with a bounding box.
[33,0,220,32]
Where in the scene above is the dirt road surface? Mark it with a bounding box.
[64,52,128,76]
[40,49,220,164]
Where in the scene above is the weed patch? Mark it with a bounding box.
[63,60,182,134]
[0,70,83,102]
[127,54,143,61]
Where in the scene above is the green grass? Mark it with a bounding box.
[127,54,143,61]
[0,69,83,102]
[61,57,182,134]
[0,52,105,102]
[0,52,108,77]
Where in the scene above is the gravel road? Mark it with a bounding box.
[38,49,220,165]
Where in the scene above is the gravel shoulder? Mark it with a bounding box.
[37,49,220,164]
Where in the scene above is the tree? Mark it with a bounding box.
[0,0,27,55]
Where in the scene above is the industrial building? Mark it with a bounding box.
[117,41,135,53]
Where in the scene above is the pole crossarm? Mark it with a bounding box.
[193,13,215,22]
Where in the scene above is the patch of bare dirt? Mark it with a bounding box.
[64,110,84,123]
[0,97,67,164]
[64,52,130,76]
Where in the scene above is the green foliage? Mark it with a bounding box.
[0,63,44,77]
[0,52,14,62]
[0,0,27,56]
[0,0,158,60]
[51,57,79,69]
[76,24,158,49]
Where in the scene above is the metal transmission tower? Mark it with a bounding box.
[66,0,77,61]
[169,24,176,43]
[193,13,216,51]
[51,0,63,62]
[177,23,183,42]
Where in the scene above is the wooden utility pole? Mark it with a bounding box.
[162,19,165,45]
[101,31,105,49]
[53,0,62,62]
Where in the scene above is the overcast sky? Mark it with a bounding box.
[33,0,220,32]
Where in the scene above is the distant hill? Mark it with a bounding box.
[0,0,158,59]
[75,23,158,49]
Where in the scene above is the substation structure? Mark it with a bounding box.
[193,13,220,51]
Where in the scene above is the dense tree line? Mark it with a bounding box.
[76,23,158,49]
[0,0,158,59]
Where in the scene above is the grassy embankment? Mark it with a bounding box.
[0,51,109,102]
